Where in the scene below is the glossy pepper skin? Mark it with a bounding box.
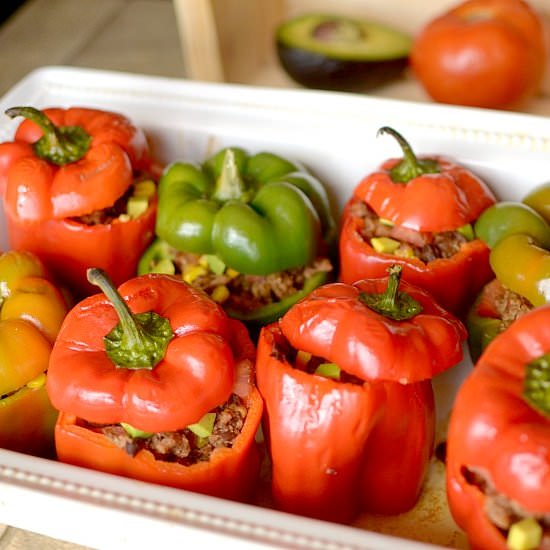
[256,270,466,522]
[156,147,336,275]
[47,272,263,500]
[1,106,157,298]
[0,250,69,457]
[447,305,550,550]
[339,127,496,316]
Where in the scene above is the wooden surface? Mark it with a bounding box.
[172,0,550,117]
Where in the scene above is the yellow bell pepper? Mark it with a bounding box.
[0,250,69,457]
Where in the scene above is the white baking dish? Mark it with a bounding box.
[1,66,550,550]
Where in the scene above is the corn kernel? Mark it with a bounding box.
[507,518,542,550]
[133,180,156,198]
[226,268,240,279]
[370,237,400,254]
[211,285,230,303]
[183,265,207,284]
[395,246,415,258]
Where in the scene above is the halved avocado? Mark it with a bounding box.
[275,14,412,92]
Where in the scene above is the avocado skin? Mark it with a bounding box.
[277,42,409,92]
[275,14,411,92]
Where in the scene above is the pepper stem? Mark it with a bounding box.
[359,264,423,321]
[87,268,173,370]
[212,148,248,201]
[377,126,440,183]
[5,106,91,166]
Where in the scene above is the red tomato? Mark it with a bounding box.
[410,0,548,110]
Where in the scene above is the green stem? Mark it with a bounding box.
[359,264,423,321]
[5,106,91,165]
[87,268,173,370]
[377,126,440,183]
[377,264,401,311]
[212,148,248,201]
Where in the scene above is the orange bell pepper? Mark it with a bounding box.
[1,106,158,298]
[0,250,69,457]
[47,271,263,500]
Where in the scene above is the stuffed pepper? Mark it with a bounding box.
[339,126,496,317]
[1,106,159,298]
[46,269,263,501]
[138,146,336,327]
[468,199,550,361]
[0,250,69,457]
[447,305,550,550]
[256,265,466,523]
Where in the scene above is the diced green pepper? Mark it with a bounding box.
[187,412,217,438]
[457,223,474,241]
[121,422,153,439]
[314,362,341,380]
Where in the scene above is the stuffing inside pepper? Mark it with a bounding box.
[80,394,248,465]
[143,244,331,311]
[351,199,471,262]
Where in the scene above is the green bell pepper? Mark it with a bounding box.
[474,201,550,249]
[155,147,336,276]
[467,199,550,361]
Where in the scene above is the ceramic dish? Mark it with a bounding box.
[1,66,550,549]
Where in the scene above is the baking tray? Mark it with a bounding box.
[1,66,550,550]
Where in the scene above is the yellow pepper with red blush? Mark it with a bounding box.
[0,250,69,457]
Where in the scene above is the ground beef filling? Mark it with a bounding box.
[81,394,247,466]
[351,200,468,262]
[463,466,550,548]
[70,176,153,225]
[480,278,533,331]
[173,251,333,314]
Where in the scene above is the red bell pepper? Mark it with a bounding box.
[47,270,263,500]
[256,266,466,522]
[1,106,158,298]
[447,305,550,550]
[339,126,496,316]
[0,141,33,198]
